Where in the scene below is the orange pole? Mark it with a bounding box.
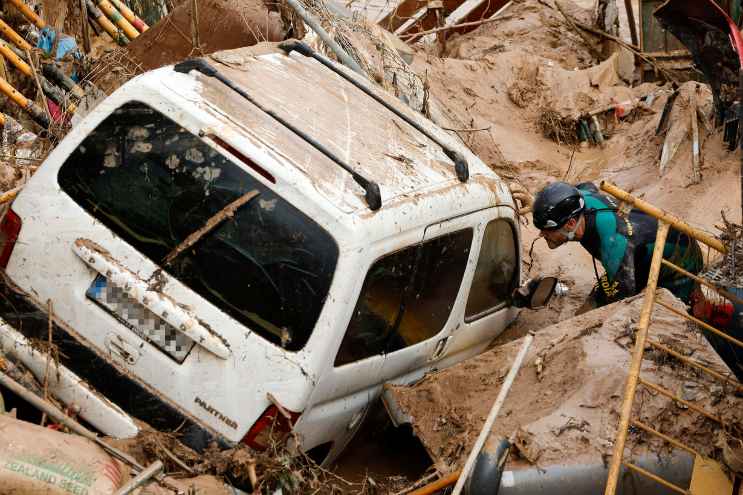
[0,75,49,128]
[0,40,31,77]
[408,471,461,495]
[6,0,46,29]
[0,18,33,52]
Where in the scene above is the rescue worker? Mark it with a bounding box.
[530,181,704,312]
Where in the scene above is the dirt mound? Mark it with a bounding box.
[126,0,286,71]
[442,0,597,69]
[387,290,743,473]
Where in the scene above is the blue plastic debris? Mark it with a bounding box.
[37,27,81,61]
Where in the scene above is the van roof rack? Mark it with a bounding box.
[278,40,470,183]
[173,58,382,211]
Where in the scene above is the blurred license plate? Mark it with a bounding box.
[86,275,195,363]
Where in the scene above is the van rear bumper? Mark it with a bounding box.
[0,287,230,451]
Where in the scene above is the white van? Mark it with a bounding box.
[0,42,530,464]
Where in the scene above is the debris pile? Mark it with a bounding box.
[385,290,743,472]
[0,0,742,493]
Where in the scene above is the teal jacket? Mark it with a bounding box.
[576,183,703,305]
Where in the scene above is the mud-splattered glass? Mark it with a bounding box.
[335,230,472,366]
[465,219,517,321]
[58,101,338,352]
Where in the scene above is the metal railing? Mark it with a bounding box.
[601,181,740,495]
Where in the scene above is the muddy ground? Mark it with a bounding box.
[337,0,742,487]
[0,0,741,492]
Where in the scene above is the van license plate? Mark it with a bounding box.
[86,275,195,363]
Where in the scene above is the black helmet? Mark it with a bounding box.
[533,182,585,230]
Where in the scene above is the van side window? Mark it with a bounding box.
[335,230,472,366]
[58,101,338,352]
[465,219,518,321]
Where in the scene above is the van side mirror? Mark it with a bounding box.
[512,277,558,309]
[528,276,558,309]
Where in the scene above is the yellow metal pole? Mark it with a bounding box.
[661,258,743,306]
[97,0,140,40]
[623,461,689,494]
[600,181,726,254]
[631,419,700,456]
[604,222,670,495]
[0,40,31,77]
[647,340,743,393]
[0,18,33,52]
[656,299,743,350]
[639,377,724,424]
[109,0,149,32]
[6,0,46,29]
[408,470,462,495]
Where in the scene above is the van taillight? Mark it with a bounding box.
[0,209,21,268]
[242,405,300,451]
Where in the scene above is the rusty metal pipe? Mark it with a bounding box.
[604,223,669,495]
[600,181,726,253]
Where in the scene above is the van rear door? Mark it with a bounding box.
[6,99,339,444]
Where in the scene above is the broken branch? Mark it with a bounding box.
[163,189,260,265]
[441,125,492,132]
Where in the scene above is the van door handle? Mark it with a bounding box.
[430,336,450,361]
[73,238,231,360]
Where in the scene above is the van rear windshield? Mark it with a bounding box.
[58,101,338,351]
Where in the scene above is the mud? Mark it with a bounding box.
[388,290,743,473]
[126,0,286,71]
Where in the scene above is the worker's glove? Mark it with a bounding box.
[509,182,534,215]
[511,278,541,308]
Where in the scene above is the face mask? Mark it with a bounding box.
[558,219,579,241]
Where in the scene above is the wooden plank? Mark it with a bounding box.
[378,0,428,32]
[624,0,639,46]
[640,0,685,52]
[401,0,510,40]
[690,87,702,184]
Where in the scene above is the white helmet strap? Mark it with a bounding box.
[558,216,579,241]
